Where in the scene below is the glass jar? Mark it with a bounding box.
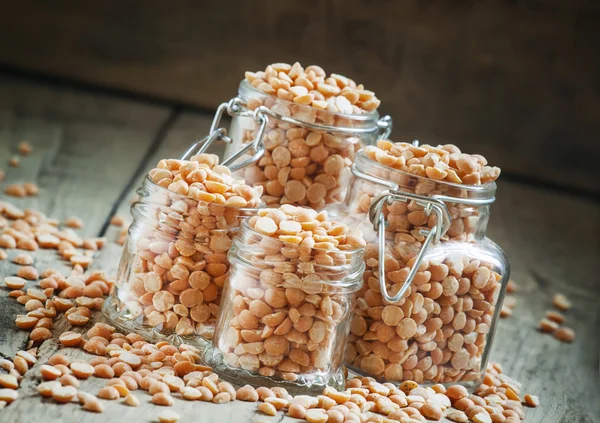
[203,219,365,394]
[336,148,510,390]
[103,176,258,347]
[220,80,392,209]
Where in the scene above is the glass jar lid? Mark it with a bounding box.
[131,175,261,234]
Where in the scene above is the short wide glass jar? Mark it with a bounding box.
[204,219,365,394]
[103,176,257,347]
[224,80,391,209]
[337,148,509,390]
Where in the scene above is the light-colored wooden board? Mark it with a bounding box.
[0,110,267,423]
[1,98,599,422]
[0,75,170,357]
[3,177,598,423]
[0,74,170,234]
[94,114,600,422]
[109,112,214,223]
[484,182,600,423]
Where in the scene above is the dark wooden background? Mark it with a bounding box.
[0,0,599,196]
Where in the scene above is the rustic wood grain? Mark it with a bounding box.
[0,75,170,357]
[485,182,600,423]
[0,86,598,422]
[1,1,599,193]
[108,114,600,422]
[109,112,214,222]
[0,110,262,423]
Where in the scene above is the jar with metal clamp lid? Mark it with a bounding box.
[213,79,393,209]
[335,142,509,391]
[103,155,262,348]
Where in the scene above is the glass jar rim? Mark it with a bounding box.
[354,149,497,198]
[130,174,263,237]
[141,174,264,214]
[229,219,366,293]
[238,79,381,124]
[239,218,366,256]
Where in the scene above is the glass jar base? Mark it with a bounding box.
[102,295,211,352]
[203,345,346,396]
[346,365,484,393]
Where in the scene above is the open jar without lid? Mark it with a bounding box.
[103,176,259,348]
[332,148,510,391]
[203,219,364,394]
[219,80,392,209]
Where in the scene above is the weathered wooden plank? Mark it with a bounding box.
[0,111,261,423]
[4,178,598,422]
[109,112,215,223]
[2,106,599,422]
[0,1,599,192]
[105,114,600,422]
[485,182,600,423]
[0,75,170,357]
[0,73,170,233]
[0,252,260,423]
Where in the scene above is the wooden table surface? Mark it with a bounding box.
[0,74,598,423]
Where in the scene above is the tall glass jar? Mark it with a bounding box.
[203,219,365,394]
[221,80,392,209]
[103,176,258,347]
[336,148,509,391]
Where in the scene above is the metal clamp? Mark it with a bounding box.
[180,97,268,172]
[369,190,452,303]
[352,140,498,303]
[250,106,392,137]
[377,115,393,140]
[182,96,393,172]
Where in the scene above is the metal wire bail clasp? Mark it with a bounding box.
[376,115,393,141]
[369,190,452,304]
[180,97,269,172]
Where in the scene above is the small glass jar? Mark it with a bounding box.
[335,148,510,390]
[103,176,258,347]
[222,80,392,209]
[203,219,364,394]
